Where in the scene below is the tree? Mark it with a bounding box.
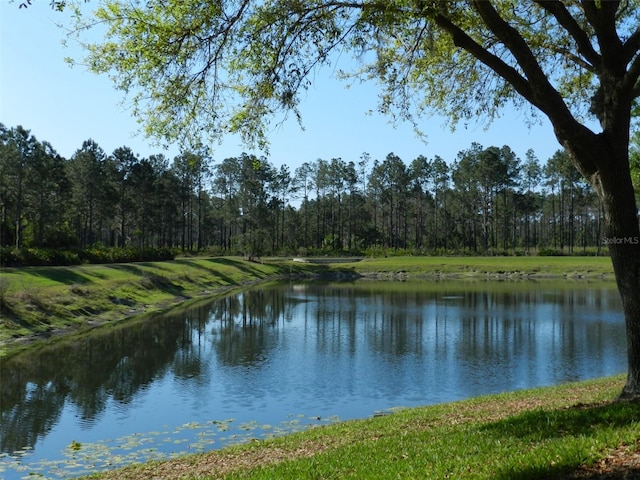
[153,158,182,247]
[0,126,38,248]
[369,153,410,249]
[332,158,349,249]
[66,1,640,397]
[450,143,520,252]
[544,150,584,252]
[213,154,274,257]
[408,155,432,250]
[451,144,484,252]
[272,164,296,252]
[127,154,172,247]
[213,156,243,252]
[173,151,210,252]
[110,146,138,247]
[67,139,112,247]
[24,141,70,247]
[235,154,274,259]
[522,149,543,252]
[19,1,81,11]
[293,162,314,249]
[430,155,450,250]
[311,158,330,249]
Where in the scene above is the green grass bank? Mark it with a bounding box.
[329,255,615,278]
[0,256,318,355]
[0,255,615,357]
[78,375,639,480]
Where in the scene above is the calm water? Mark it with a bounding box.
[0,279,625,478]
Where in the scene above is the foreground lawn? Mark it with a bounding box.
[81,375,639,480]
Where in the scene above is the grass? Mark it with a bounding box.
[79,375,640,480]
[341,255,615,278]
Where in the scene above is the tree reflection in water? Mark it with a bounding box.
[0,280,625,478]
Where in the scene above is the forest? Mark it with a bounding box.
[1,122,637,262]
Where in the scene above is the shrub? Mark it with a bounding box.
[363,245,387,257]
[81,246,177,264]
[0,247,20,267]
[0,246,177,267]
[538,248,566,256]
[0,277,8,306]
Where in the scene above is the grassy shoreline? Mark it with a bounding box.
[80,375,639,480]
[0,257,317,355]
[0,255,616,357]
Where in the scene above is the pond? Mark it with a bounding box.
[0,279,626,479]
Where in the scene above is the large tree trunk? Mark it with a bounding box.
[582,139,640,399]
[610,240,640,398]
[600,174,640,399]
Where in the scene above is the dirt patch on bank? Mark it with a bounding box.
[565,440,640,479]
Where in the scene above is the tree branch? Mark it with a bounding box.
[623,53,640,100]
[554,46,598,73]
[533,0,600,71]
[581,0,625,69]
[429,12,535,107]
[622,28,640,65]
[471,0,599,176]
[470,1,567,115]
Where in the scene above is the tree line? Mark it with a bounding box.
[0,122,627,259]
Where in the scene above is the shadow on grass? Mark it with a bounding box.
[20,266,94,285]
[204,257,266,275]
[484,400,640,479]
[135,261,173,272]
[174,258,241,286]
[106,264,186,297]
[187,257,288,282]
[0,301,32,330]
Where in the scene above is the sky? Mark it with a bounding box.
[1,1,564,171]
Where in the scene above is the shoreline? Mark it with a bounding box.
[0,255,616,357]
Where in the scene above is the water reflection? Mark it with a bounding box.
[0,280,625,475]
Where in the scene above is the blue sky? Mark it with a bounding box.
[1,1,563,170]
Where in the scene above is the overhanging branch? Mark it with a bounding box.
[623,28,640,66]
[533,0,601,71]
[429,12,535,107]
[471,1,599,176]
